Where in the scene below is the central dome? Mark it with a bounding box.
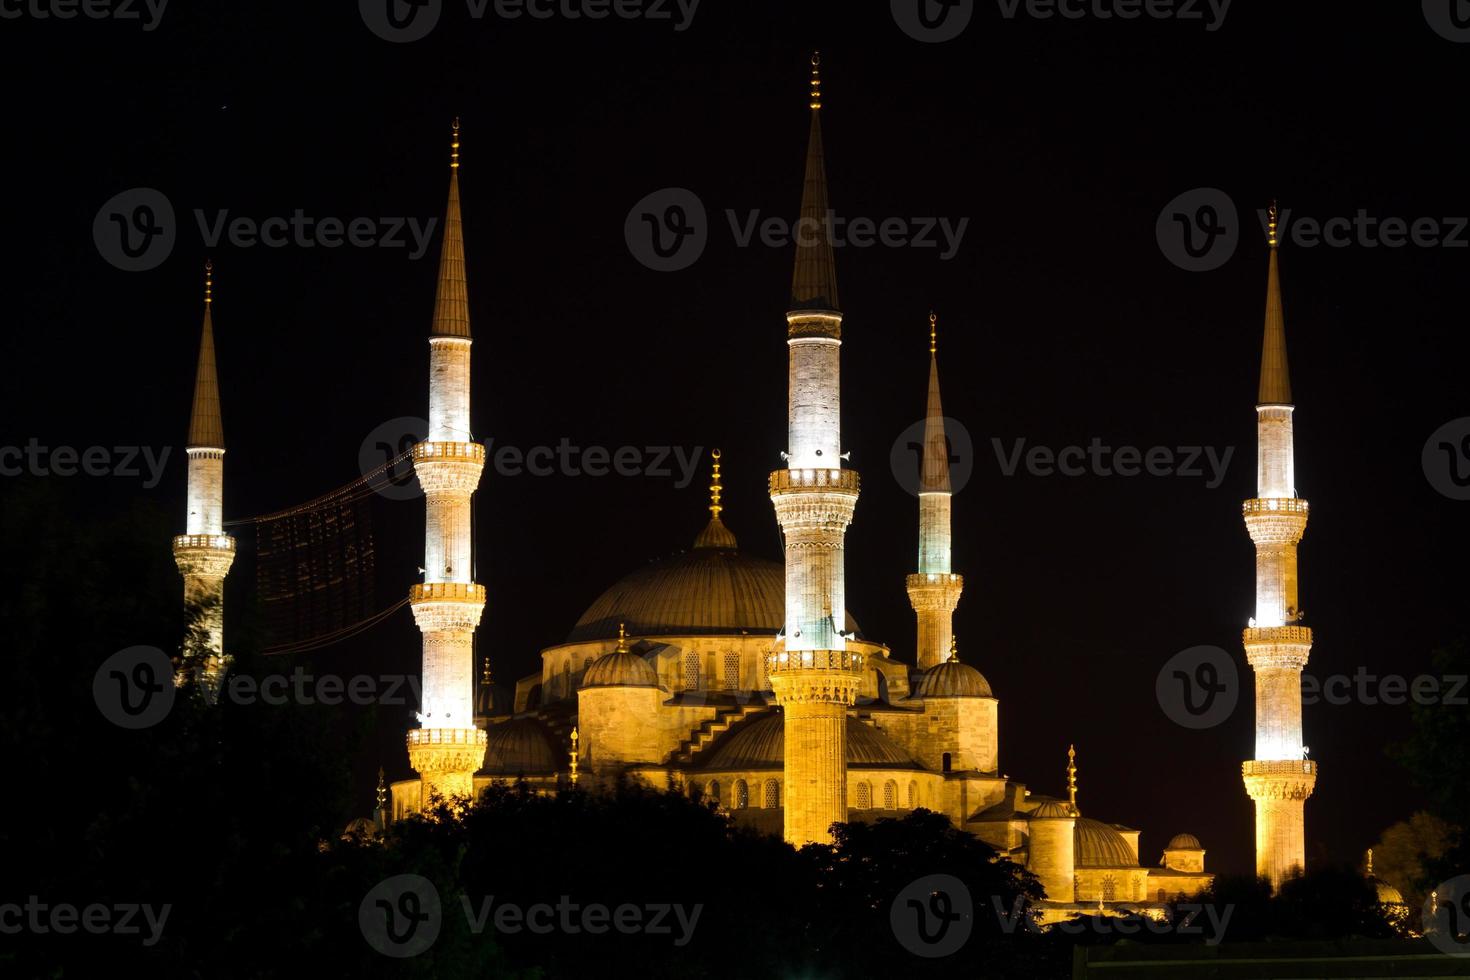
[568,513,858,642]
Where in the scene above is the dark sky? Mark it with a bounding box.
[4,1,1467,878]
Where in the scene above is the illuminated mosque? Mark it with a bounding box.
[170,56,1351,918]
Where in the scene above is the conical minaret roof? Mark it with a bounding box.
[789,53,839,314]
[187,261,224,449]
[431,119,471,338]
[920,313,951,493]
[1258,203,1291,405]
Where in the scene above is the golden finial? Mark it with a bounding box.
[709,449,724,521]
[204,259,213,306]
[948,634,958,663]
[616,622,628,654]
[1067,744,1078,815]
[375,766,386,811]
[929,311,937,355]
[569,727,580,786]
[809,51,822,110]
[450,117,460,170]
[1267,199,1279,248]
[480,651,491,685]
[1366,848,1374,875]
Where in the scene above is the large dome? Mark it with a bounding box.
[700,711,920,771]
[568,515,858,642]
[1076,818,1138,868]
[481,717,559,776]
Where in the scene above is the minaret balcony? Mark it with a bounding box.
[407,726,488,776]
[767,650,863,706]
[1242,498,1308,545]
[412,441,485,493]
[1241,759,1317,802]
[172,533,235,552]
[409,582,486,632]
[412,441,486,464]
[172,534,236,578]
[905,573,964,609]
[1243,625,1313,669]
[767,648,864,674]
[769,469,859,532]
[769,468,859,494]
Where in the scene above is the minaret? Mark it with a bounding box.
[173,260,235,698]
[406,119,489,801]
[906,312,964,671]
[767,53,864,847]
[1240,202,1316,889]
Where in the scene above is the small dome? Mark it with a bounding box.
[581,648,660,689]
[700,711,920,770]
[914,659,993,698]
[342,817,378,840]
[1076,817,1138,868]
[1166,833,1202,850]
[482,717,559,775]
[1029,801,1074,819]
[1373,878,1405,906]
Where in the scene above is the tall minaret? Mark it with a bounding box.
[906,313,964,671]
[406,119,488,801]
[173,260,235,698]
[1240,203,1317,889]
[767,53,864,846]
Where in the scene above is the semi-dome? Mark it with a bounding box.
[913,659,993,698]
[1075,817,1138,868]
[1166,833,1202,850]
[481,717,559,775]
[568,513,858,643]
[701,711,920,771]
[582,648,659,689]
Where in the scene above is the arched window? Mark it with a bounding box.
[1102,875,1116,902]
[907,781,918,809]
[582,656,593,671]
[724,650,740,690]
[704,780,720,806]
[683,650,701,691]
[941,752,952,773]
[883,780,897,810]
[855,782,872,809]
[734,779,749,809]
[562,661,571,698]
[764,779,780,809]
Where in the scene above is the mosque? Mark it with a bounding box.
[169,56,1357,920]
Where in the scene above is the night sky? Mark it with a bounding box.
[5,1,1467,878]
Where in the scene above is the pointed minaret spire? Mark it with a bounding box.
[187,260,224,449]
[1067,744,1079,815]
[431,118,470,339]
[921,313,951,494]
[1259,201,1292,405]
[790,52,839,313]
